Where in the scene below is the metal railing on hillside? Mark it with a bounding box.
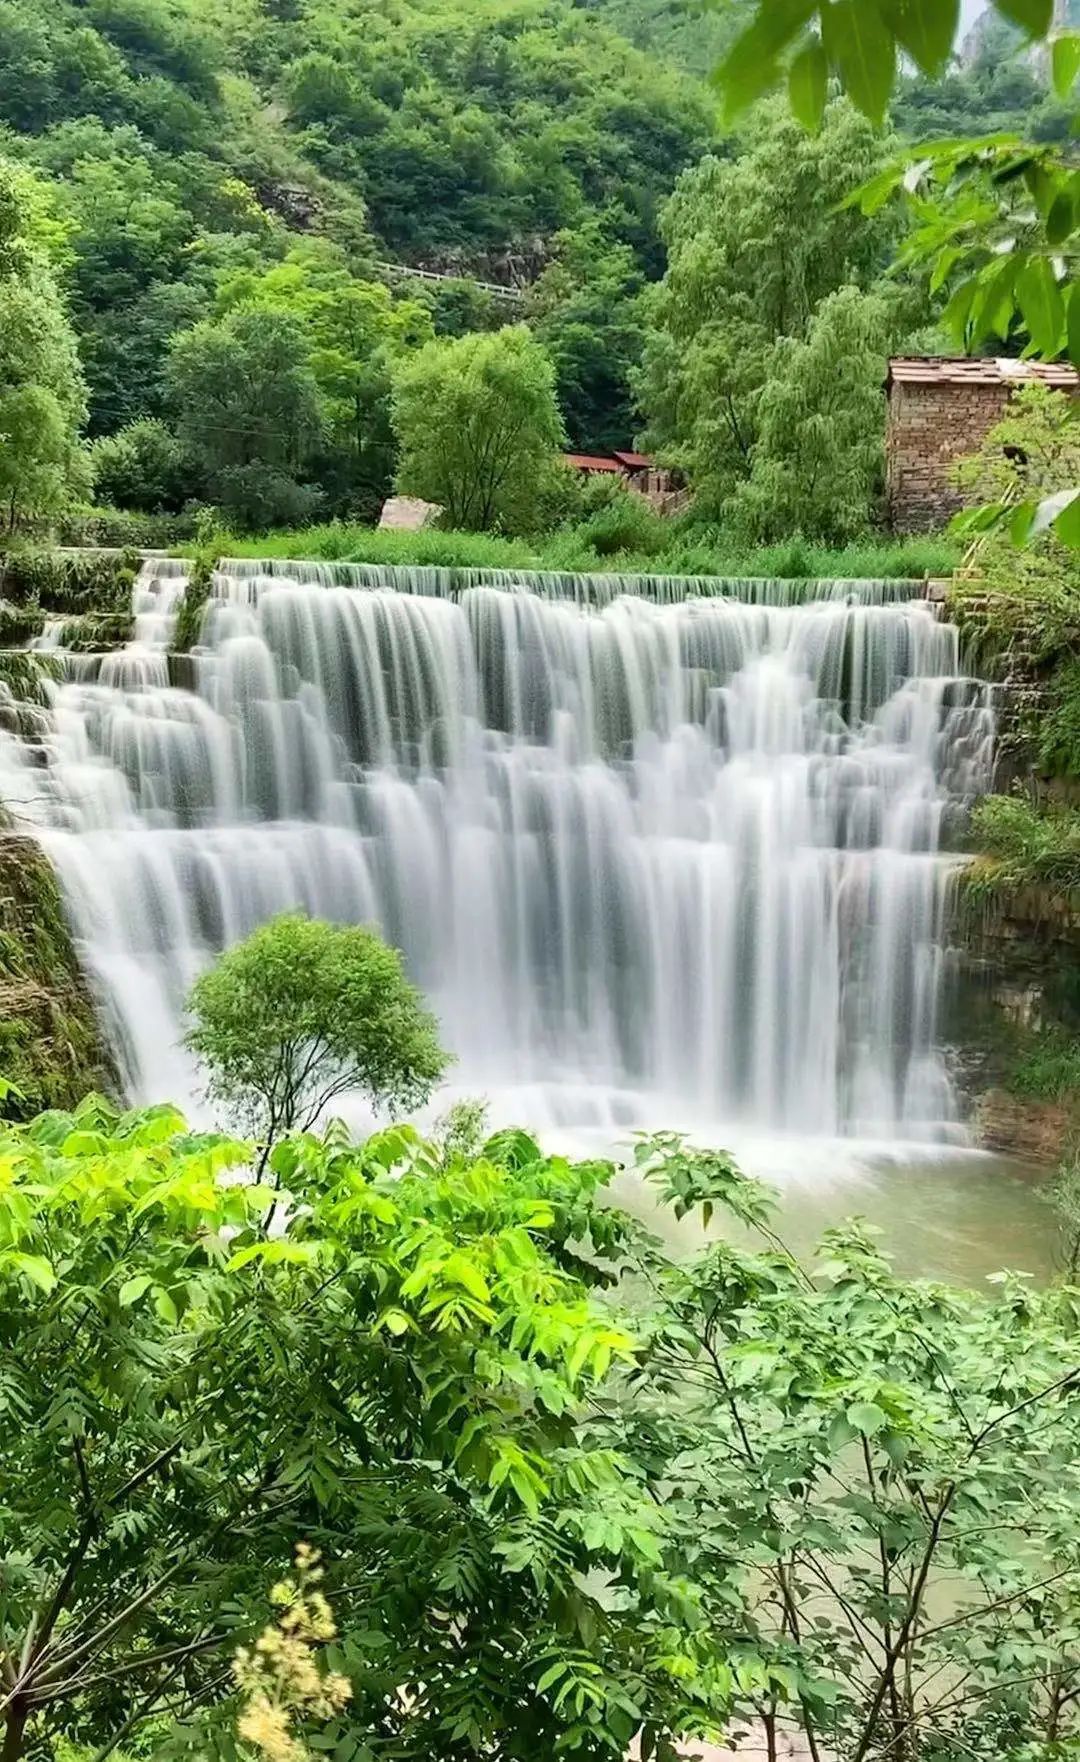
[371,261,527,302]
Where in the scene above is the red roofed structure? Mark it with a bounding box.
[560,448,687,514]
[563,452,624,473]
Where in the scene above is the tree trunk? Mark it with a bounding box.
[4,1698,29,1762]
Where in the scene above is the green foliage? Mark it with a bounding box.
[566,480,669,559]
[892,11,1075,144]
[55,504,202,548]
[965,793,1080,903]
[4,1089,1080,1760]
[638,99,901,529]
[51,611,135,653]
[0,547,136,613]
[213,520,958,581]
[621,1145,1080,1760]
[392,326,567,533]
[0,0,711,464]
[0,160,88,529]
[172,516,221,652]
[0,651,61,707]
[0,599,45,645]
[166,307,326,532]
[948,388,1080,695]
[217,249,434,521]
[1036,658,1080,779]
[90,418,200,514]
[530,224,647,453]
[0,1100,695,1762]
[726,284,891,543]
[0,834,115,1116]
[1048,1149,1080,1280]
[715,1,1058,127]
[184,913,449,1143]
[1011,1027,1080,1102]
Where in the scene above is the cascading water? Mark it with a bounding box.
[0,560,995,1143]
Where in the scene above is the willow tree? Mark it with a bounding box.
[637,98,899,523]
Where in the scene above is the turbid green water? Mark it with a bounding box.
[607,1140,1057,1286]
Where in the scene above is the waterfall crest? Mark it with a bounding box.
[0,560,995,1140]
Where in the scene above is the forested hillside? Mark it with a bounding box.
[0,0,711,449]
[3,0,1076,541]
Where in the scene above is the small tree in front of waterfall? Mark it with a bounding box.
[185,913,448,1149]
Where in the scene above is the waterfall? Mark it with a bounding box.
[0,559,995,1142]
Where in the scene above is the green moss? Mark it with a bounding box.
[0,833,116,1119]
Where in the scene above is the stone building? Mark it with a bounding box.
[886,356,1079,533]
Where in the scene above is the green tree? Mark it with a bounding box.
[0,160,88,529]
[217,250,433,518]
[391,325,567,532]
[638,98,896,519]
[165,306,325,529]
[0,1098,705,1762]
[184,914,449,1147]
[611,1132,1080,1760]
[90,417,199,512]
[728,285,890,542]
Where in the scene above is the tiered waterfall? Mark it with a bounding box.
[0,560,995,1141]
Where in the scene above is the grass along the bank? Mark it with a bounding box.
[205,520,959,581]
[963,794,1080,906]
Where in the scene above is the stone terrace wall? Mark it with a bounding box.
[886,379,1011,533]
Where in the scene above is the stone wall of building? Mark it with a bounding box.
[886,379,1010,533]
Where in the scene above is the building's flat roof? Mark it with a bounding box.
[889,356,1079,388]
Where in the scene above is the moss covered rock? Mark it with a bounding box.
[0,833,117,1118]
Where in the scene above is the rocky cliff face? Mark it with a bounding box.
[948,888,1080,1162]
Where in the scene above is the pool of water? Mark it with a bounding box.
[603,1136,1058,1285]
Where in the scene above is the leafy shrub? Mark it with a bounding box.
[563,482,669,559]
[54,504,204,547]
[965,793,1080,901]
[1036,657,1080,778]
[90,418,201,513]
[1,548,138,613]
[210,465,325,534]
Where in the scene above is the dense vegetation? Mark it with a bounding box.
[0,0,709,488]
[5,911,1080,1762]
[4,0,1079,545]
